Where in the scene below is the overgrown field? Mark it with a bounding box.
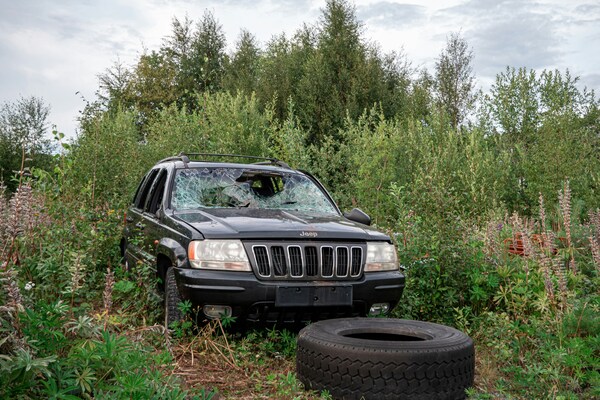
[1,1,599,398]
[2,101,598,398]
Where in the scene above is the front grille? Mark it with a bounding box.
[244,242,365,280]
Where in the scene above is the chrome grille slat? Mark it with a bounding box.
[289,246,303,277]
[337,247,348,276]
[249,242,364,280]
[305,246,318,277]
[254,246,270,276]
[321,246,334,277]
[351,247,362,276]
[271,246,287,276]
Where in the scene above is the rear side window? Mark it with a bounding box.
[131,178,145,205]
[134,169,159,209]
[146,169,168,214]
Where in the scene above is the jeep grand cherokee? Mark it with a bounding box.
[121,153,404,327]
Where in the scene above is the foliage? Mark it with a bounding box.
[3,1,600,398]
[392,190,599,398]
[96,0,414,147]
[484,67,600,213]
[146,91,272,161]
[69,107,145,207]
[0,163,200,398]
[222,29,261,95]
[434,32,476,129]
[0,96,53,192]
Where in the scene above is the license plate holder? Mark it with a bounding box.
[275,286,352,307]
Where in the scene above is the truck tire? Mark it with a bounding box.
[296,318,474,400]
[164,267,183,329]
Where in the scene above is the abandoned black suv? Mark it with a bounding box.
[121,153,404,326]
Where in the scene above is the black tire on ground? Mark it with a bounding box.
[164,267,183,329]
[296,318,475,400]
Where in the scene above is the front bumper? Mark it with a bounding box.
[175,268,404,323]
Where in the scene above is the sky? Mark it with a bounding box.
[1,0,599,139]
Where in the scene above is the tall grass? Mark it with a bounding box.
[1,90,598,398]
[0,162,197,398]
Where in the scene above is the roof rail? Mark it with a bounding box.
[178,152,290,168]
[156,153,190,166]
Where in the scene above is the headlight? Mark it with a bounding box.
[188,240,251,271]
[364,242,398,272]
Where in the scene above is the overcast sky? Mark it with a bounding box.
[1,0,599,138]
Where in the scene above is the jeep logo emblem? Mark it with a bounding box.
[300,231,318,238]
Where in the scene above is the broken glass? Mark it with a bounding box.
[171,168,338,215]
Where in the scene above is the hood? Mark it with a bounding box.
[172,208,389,241]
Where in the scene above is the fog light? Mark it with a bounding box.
[369,303,390,316]
[203,305,232,319]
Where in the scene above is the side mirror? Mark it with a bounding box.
[343,208,371,226]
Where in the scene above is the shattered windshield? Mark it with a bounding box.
[171,168,338,215]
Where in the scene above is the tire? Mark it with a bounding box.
[296,318,474,400]
[164,267,183,329]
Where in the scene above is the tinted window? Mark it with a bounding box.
[132,177,145,205]
[135,169,159,209]
[146,169,167,214]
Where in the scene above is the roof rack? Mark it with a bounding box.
[156,154,190,166]
[170,152,290,168]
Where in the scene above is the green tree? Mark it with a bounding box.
[256,28,316,124]
[378,50,413,121]
[97,61,134,112]
[487,66,540,141]
[188,11,227,94]
[161,15,195,108]
[0,96,52,190]
[297,0,365,143]
[434,33,476,129]
[124,50,179,127]
[97,14,228,115]
[71,107,144,204]
[524,70,600,210]
[223,29,261,95]
[484,67,540,211]
[408,69,435,123]
[162,15,194,66]
[293,0,413,144]
[484,67,600,212]
[255,33,293,122]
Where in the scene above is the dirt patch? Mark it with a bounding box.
[174,348,297,399]
[169,324,322,399]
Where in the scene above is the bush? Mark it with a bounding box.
[0,171,196,398]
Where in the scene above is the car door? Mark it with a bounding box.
[126,168,159,266]
[140,168,169,267]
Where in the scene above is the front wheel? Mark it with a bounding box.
[164,267,183,329]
